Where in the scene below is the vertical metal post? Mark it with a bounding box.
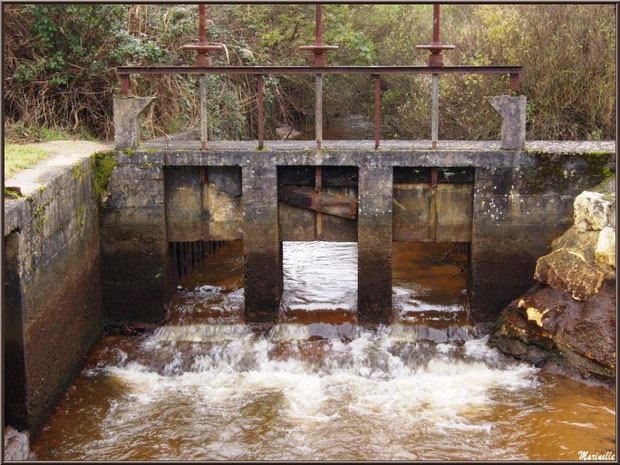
[257,75,264,149]
[315,166,323,238]
[200,74,207,151]
[510,73,520,94]
[315,73,323,150]
[119,74,132,97]
[316,4,323,44]
[429,167,438,241]
[431,73,439,149]
[432,4,441,44]
[374,75,381,149]
[198,4,207,43]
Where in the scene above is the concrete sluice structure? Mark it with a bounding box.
[3,124,615,435]
[104,122,615,327]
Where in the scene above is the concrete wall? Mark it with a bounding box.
[3,154,104,433]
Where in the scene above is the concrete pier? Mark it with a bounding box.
[358,166,393,324]
[242,163,282,322]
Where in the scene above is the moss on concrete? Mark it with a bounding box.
[33,199,51,234]
[583,151,615,181]
[523,151,614,193]
[93,151,117,202]
[76,204,86,227]
[4,187,25,199]
[73,164,80,179]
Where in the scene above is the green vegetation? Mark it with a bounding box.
[76,204,86,227]
[4,187,24,199]
[73,164,80,179]
[3,4,616,141]
[33,199,51,233]
[4,144,51,178]
[4,123,95,143]
[93,151,117,202]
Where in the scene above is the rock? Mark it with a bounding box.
[595,226,616,268]
[492,281,616,380]
[3,426,30,461]
[574,191,615,232]
[534,247,604,300]
[494,336,527,357]
[525,345,549,365]
[494,180,615,382]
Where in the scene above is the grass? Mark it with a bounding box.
[5,122,96,143]
[4,144,51,178]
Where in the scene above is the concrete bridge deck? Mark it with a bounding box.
[142,139,615,154]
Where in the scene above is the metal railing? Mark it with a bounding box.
[116,3,522,150]
[116,64,522,150]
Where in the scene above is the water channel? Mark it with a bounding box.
[31,241,615,460]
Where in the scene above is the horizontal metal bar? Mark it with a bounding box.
[117,65,522,76]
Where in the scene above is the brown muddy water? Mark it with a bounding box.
[31,241,615,461]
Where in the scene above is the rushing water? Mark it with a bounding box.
[31,241,615,461]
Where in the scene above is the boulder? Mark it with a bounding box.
[574,191,615,232]
[493,178,616,382]
[595,226,616,268]
[492,281,616,380]
[534,247,604,300]
[534,219,614,299]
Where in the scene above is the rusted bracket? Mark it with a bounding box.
[279,186,358,220]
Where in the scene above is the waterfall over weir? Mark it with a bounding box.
[30,241,615,461]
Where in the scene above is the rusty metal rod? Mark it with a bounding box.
[510,72,520,93]
[315,74,323,150]
[432,4,441,44]
[430,168,438,241]
[431,73,439,149]
[200,74,207,151]
[316,4,323,44]
[117,65,523,76]
[315,166,322,238]
[257,75,264,149]
[374,75,380,149]
[199,4,207,44]
[119,74,131,96]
